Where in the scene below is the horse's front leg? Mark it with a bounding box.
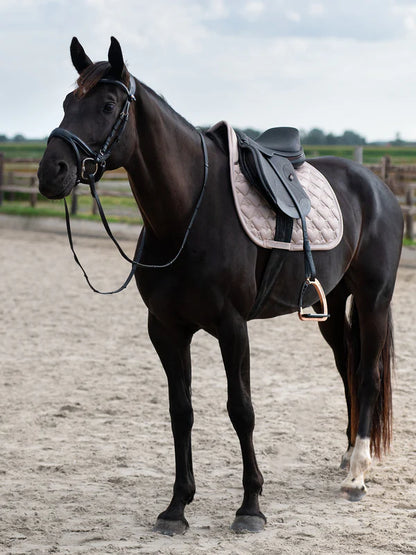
[218,312,266,533]
[147,312,195,535]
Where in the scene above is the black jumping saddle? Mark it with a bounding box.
[236,126,329,322]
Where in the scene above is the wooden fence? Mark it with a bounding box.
[0,153,131,216]
[1,153,416,240]
[0,155,41,207]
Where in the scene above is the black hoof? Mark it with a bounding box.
[153,517,189,536]
[340,485,366,502]
[231,514,266,534]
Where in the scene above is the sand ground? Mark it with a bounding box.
[0,221,415,554]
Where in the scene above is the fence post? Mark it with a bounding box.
[70,189,78,215]
[353,146,363,164]
[405,185,414,241]
[0,152,3,206]
[380,155,391,181]
[30,176,37,207]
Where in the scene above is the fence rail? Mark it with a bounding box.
[1,153,416,240]
[0,153,132,217]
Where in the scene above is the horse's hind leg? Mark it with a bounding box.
[147,313,195,535]
[337,264,395,501]
[318,273,395,500]
[340,291,394,501]
[316,281,353,468]
[217,310,266,533]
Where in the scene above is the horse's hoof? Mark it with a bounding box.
[340,485,367,502]
[231,514,266,534]
[152,517,188,536]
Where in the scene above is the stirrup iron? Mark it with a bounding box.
[298,278,329,322]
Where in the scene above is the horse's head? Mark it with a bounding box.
[38,37,137,199]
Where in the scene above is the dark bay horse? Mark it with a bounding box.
[38,37,403,535]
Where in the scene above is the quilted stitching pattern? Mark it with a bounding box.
[227,126,343,252]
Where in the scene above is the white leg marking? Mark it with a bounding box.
[341,436,372,493]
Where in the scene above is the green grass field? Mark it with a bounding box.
[0,141,47,160]
[303,145,416,164]
[0,194,142,225]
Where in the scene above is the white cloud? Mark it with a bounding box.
[309,2,325,16]
[203,0,411,41]
[242,1,265,20]
[2,0,416,141]
[285,10,301,23]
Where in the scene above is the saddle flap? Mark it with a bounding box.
[268,156,311,217]
[236,131,311,220]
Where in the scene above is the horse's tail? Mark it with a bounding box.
[347,299,393,458]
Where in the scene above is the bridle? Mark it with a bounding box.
[49,76,137,185]
[47,75,209,295]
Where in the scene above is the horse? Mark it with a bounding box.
[38,37,403,535]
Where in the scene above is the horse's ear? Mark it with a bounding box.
[108,36,125,79]
[70,37,93,74]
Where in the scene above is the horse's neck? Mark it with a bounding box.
[125,83,204,239]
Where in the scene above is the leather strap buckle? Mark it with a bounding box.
[298,278,329,322]
[81,157,99,181]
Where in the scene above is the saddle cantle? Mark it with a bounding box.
[236,128,310,221]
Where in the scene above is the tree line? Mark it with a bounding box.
[300,128,366,145]
[0,128,410,146]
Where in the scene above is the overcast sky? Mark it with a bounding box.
[1,0,416,142]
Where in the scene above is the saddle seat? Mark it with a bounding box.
[254,127,305,168]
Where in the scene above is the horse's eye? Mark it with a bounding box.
[103,102,116,113]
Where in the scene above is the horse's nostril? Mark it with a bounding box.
[57,161,69,177]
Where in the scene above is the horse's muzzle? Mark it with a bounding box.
[37,153,77,199]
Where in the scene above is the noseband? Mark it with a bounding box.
[48,75,137,184]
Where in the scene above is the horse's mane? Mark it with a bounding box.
[141,82,196,133]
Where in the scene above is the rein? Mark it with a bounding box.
[50,76,209,294]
